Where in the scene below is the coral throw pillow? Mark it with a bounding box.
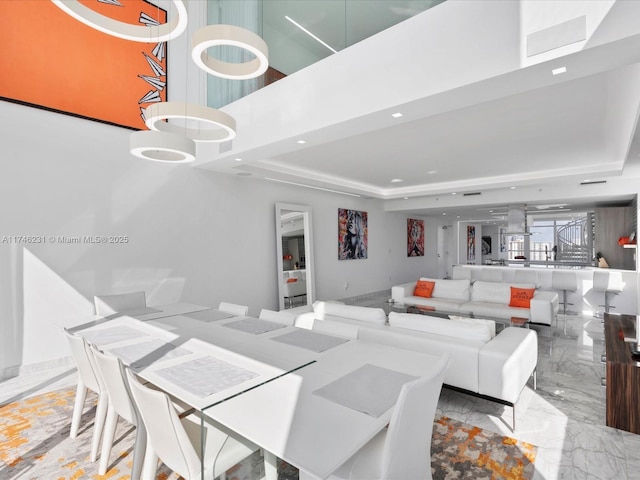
[286,278,298,283]
[414,280,435,298]
[509,287,535,308]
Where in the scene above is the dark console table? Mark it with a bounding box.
[603,313,640,434]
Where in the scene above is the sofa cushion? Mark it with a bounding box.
[313,301,387,325]
[471,281,536,305]
[388,312,492,343]
[509,287,535,308]
[448,315,497,338]
[414,280,435,298]
[419,278,471,301]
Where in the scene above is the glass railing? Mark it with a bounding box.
[207,0,446,108]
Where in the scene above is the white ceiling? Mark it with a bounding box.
[195,0,640,223]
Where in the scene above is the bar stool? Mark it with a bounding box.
[593,270,623,318]
[552,270,577,332]
[514,269,539,287]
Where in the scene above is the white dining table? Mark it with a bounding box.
[70,305,442,480]
[202,340,443,480]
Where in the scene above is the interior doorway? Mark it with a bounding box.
[437,225,453,279]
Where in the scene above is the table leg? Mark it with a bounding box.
[264,450,278,480]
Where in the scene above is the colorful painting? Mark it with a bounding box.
[338,209,368,260]
[0,0,167,130]
[407,218,424,257]
[467,225,476,261]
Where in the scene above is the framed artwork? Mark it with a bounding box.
[499,227,507,253]
[407,218,424,257]
[338,209,368,260]
[481,236,492,255]
[467,225,476,261]
[0,0,167,130]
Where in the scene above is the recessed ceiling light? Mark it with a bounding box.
[442,213,446,216]
[552,66,567,75]
[510,186,516,190]
[297,140,306,144]
[451,192,457,195]
[404,197,409,200]
[427,170,437,175]
[234,158,242,162]
[391,178,403,183]
[391,112,403,118]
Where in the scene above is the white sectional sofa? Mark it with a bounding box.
[296,301,538,429]
[391,277,559,326]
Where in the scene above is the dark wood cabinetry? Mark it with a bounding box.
[604,313,640,434]
[595,206,635,270]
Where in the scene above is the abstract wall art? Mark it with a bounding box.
[0,0,167,130]
[338,209,368,260]
[407,218,424,257]
[467,225,476,261]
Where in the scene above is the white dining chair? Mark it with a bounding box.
[94,291,147,316]
[218,301,249,316]
[258,308,296,326]
[126,368,263,480]
[304,353,449,480]
[89,344,146,480]
[63,329,109,463]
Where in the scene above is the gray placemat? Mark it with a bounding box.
[108,339,192,368]
[270,329,348,352]
[80,326,148,346]
[223,318,287,335]
[313,364,418,417]
[154,355,259,398]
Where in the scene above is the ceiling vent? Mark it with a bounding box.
[463,192,482,196]
[580,180,607,186]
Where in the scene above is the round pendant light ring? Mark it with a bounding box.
[130,131,195,163]
[192,24,269,80]
[51,0,188,43]
[145,102,237,142]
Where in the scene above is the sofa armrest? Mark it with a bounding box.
[478,328,538,404]
[530,290,559,326]
[391,282,417,302]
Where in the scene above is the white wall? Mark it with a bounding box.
[0,101,431,373]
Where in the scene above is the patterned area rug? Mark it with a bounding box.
[0,388,537,480]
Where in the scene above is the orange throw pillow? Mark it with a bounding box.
[414,280,435,298]
[509,287,535,308]
[286,278,298,283]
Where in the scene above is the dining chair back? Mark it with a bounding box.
[126,369,260,480]
[218,302,249,316]
[89,345,146,479]
[258,308,296,325]
[381,353,449,479]
[63,329,109,462]
[94,291,146,316]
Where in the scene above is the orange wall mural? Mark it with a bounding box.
[0,0,167,130]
